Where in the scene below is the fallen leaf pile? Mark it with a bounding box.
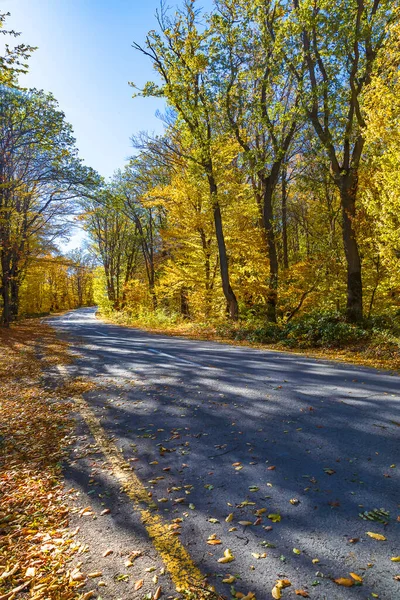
[0,321,83,599]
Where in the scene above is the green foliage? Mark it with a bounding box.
[282,311,370,348]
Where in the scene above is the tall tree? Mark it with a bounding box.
[211,0,302,321]
[287,0,396,321]
[0,87,94,325]
[132,0,239,319]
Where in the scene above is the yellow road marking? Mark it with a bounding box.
[72,395,212,597]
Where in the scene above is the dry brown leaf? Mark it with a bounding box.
[153,585,162,599]
[134,578,144,590]
[81,592,96,600]
[295,591,309,598]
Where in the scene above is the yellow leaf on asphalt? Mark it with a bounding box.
[366,532,387,540]
[88,571,102,578]
[225,513,234,522]
[222,575,236,583]
[272,578,291,597]
[391,556,400,562]
[238,521,253,526]
[272,586,282,599]
[218,548,235,563]
[268,513,281,523]
[350,572,363,582]
[255,508,267,516]
[295,591,309,597]
[334,578,354,587]
[293,548,301,555]
[312,558,319,564]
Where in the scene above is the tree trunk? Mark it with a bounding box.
[338,173,363,322]
[208,174,238,320]
[281,165,289,270]
[10,274,19,321]
[180,287,190,318]
[263,176,279,323]
[1,273,10,327]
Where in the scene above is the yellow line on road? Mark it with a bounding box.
[72,395,213,597]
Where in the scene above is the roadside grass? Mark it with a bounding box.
[0,320,84,600]
[99,309,400,372]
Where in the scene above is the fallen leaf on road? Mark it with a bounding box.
[255,508,267,516]
[207,534,222,545]
[350,572,363,582]
[391,557,400,562]
[134,579,144,590]
[366,532,387,540]
[100,508,110,515]
[225,513,234,522]
[238,521,253,526]
[222,574,236,583]
[268,513,281,522]
[272,579,291,599]
[334,578,354,587]
[153,586,162,599]
[293,548,301,555]
[295,591,309,597]
[102,549,113,557]
[218,548,235,563]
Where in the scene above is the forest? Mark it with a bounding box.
[2,0,400,358]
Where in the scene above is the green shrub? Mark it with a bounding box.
[281,311,370,348]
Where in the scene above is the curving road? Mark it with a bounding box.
[51,307,400,599]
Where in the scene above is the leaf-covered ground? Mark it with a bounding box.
[0,320,89,600]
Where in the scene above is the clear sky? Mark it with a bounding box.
[2,0,213,248]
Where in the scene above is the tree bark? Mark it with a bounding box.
[263,172,279,323]
[281,164,289,270]
[207,173,238,320]
[338,173,363,322]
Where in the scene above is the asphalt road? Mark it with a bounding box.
[51,307,400,599]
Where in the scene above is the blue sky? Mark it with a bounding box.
[2,0,213,248]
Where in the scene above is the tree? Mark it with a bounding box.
[211,0,302,321]
[0,11,35,87]
[287,0,397,321]
[132,0,239,319]
[81,188,140,310]
[0,87,95,325]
